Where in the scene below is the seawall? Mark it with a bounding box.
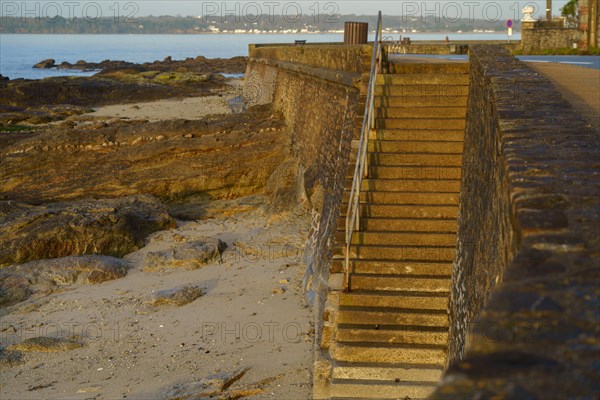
[244,42,599,398]
[436,45,600,398]
[244,43,369,304]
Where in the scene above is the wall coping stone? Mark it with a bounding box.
[248,57,361,89]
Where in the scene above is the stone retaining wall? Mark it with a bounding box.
[437,45,599,399]
[244,44,368,305]
[249,43,370,73]
[521,21,579,52]
[384,42,519,55]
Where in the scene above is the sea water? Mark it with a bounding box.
[0,32,522,79]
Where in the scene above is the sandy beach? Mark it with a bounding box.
[1,201,313,399]
[1,64,314,399]
[87,95,233,122]
[85,80,244,123]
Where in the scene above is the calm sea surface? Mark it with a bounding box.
[1,32,521,79]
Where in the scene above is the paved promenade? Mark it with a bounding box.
[527,62,600,133]
[388,56,599,132]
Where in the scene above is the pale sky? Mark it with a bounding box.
[4,1,570,20]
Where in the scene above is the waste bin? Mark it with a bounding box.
[344,22,368,45]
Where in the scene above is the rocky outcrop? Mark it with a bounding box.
[0,105,289,204]
[0,255,131,307]
[150,286,203,306]
[1,56,236,126]
[143,239,226,271]
[33,55,248,75]
[5,56,247,127]
[0,104,93,126]
[33,59,55,69]
[0,75,225,110]
[0,196,175,268]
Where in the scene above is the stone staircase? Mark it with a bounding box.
[317,62,469,400]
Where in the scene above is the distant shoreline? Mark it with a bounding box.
[0,31,516,35]
[0,33,522,80]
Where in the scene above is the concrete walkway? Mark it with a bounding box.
[527,63,600,133]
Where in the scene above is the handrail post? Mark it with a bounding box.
[344,11,383,292]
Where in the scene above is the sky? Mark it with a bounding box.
[3,1,571,20]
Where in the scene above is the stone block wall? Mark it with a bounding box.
[521,21,579,52]
[437,45,600,398]
[271,67,361,299]
[384,42,520,56]
[249,43,370,73]
[244,44,367,304]
[446,45,517,363]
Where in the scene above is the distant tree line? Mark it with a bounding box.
[0,15,515,34]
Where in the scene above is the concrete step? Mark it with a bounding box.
[336,327,448,346]
[342,217,458,232]
[373,107,467,120]
[330,256,452,278]
[347,178,461,192]
[346,166,462,180]
[341,191,461,206]
[363,68,469,84]
[338,245,456,262]
[337,216,457,234]
[331,258,454,276]
[340,204,458,219]
[365,153,463,167]
[368,140,464,153]
[332,343,447,364]
[335,230,456,246]
[370,129,464,142]
[349,275,451,293]
[376,73,470,86]
[332,363,443,383]
[375,118,466,130]
[374,84,469,97]
[371,166,462,180]
[387,62,470,75]
[336,308,449,328]
[374,95,467,108]
[339,291,449,309]
[366,218,457,232]
[342,192,460,206]
[329,380,438,399]
[337,231,456,246]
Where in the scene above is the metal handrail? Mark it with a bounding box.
[344,11,383,291]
